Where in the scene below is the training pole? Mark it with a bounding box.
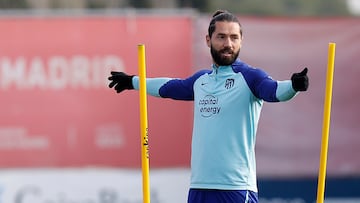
[316,42,336,203]
[138,44,151,203]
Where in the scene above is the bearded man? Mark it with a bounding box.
[108,10,309,203]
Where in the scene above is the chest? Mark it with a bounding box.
[193,73,254,117]
[194,73,251,100]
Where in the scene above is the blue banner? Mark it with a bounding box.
[258,177,360,203]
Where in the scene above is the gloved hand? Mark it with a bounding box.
[108,71,134,93]
[291,67,309,91]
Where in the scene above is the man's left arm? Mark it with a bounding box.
[276,67,309,101]
[249,67,309,102]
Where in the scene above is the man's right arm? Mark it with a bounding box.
[108,71,173,97]
[132,77,172,97]
[108,70,210,101]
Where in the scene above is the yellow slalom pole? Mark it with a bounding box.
[316,42,336,203]
[138,44,151,203]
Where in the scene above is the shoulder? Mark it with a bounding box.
[192,69,212,78]
[183,69,212,84]
[159,69,211,100]
[231,59,269,81]
[231,60,279,101]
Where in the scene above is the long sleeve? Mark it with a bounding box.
[276,80,297,101]
[233,60,297,102]
[132,76,172,97]
[132,70,211,101]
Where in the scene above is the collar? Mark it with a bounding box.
[211,59,242,72]
[211,63,233,75]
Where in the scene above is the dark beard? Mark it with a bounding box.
[210,45,239,66]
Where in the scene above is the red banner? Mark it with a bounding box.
[1,14,359,177]
[0,16,193,167]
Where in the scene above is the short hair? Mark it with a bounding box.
[208,10,243,38]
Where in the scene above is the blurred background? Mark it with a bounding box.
[0,0,359,202]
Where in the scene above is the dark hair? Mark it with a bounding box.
[208,10,242,38]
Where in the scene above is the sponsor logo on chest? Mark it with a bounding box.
[198,95,220,117]
[197,77,237,118]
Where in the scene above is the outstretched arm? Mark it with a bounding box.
[108,71,172,97]
[276,67,309,101]
[243,67,309,102]
[108,70,209,100]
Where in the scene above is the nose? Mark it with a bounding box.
[223,37,232,48]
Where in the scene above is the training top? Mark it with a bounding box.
[132,59,297,192]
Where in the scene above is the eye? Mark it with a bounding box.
[231,35,240,40]
[217,34,225,39]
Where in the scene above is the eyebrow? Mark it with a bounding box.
[216,33,240,37]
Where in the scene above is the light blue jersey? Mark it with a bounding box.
[132,59,297,193]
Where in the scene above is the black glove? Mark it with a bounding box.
[291,67,309,91]
[108,71,134,93]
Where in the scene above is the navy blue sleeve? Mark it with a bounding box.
[233,62,279,102]
[159,70,211,101]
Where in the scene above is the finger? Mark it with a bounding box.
[299,67,308,76]
[114,83,124,93]
[108,74,121,81]
[111,71,122,76]
[108,80,117,88]
[114,83,121,91]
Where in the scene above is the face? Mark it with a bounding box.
[206,21,242,66]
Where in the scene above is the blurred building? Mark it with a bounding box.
[347,0,360,15]
[25,0,178,9]
[0,0,355,16]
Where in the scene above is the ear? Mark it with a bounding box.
[240,35,243,47]
[206,35,211,48]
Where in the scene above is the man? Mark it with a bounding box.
[108,10,308,203]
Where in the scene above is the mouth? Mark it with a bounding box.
[220,49,233,57]
[221,52,233,57]
[223,52,232,55]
